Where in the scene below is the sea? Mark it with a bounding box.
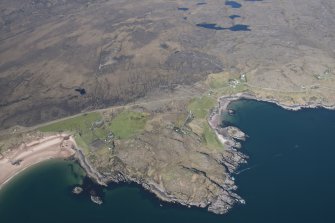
[1,99,335,223]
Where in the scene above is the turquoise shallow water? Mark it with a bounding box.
[1,100,335,223]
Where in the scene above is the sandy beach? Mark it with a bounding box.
[0,134,76,189]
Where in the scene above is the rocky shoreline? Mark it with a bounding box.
[73,154,247,214]
[72,148,107,187]
[226,93,335,111]
[203,92,335,213]
[71,93,335,215]
[205,96,251,213]
[72,94,251,215]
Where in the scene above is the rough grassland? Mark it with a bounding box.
[39,113,102,154]
[39,113,102,133]
[187,96,223,150]
[203,122,224,149]
[109,110,148,139]
[188,96,216,119]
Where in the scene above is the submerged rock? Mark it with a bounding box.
[90,195,103,205]
[72,186,83,194]
[225,126,247,141]
[228,109,236,116]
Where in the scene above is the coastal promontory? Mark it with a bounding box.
[1,0,335,216]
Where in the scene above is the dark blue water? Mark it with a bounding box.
[178,7,189,11]
[75,88,86,95]
[225,1,242,8]
[197,23,226,30]
[229,14,241,19]
[223,100,335,222]
[1,100,335,223]
[229,24,251,31]
[197,23,251,31]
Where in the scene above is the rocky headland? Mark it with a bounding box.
[1,0,335,216]
[71,91,335,215]
[70,95,251,215]
[2,89,334,215]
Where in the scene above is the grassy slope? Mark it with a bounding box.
[109,110,148,139]
[37,110,149,154]
[39,112,102,154]
[202,122,223,149]
[188,96,216,119]
[187,96,223,150]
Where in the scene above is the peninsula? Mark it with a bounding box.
[1,0,335,216]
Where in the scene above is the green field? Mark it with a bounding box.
[202,122,224,150]
[187,95,223,150]
[39,112,103,154]
[109,110,148,139]
[188,96,216,119]
[37,110,149,152]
